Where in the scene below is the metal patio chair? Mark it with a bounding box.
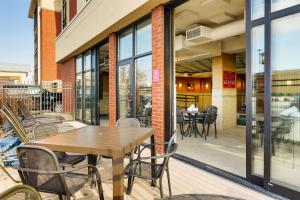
[0,165,42,200]
[16,100,64,125]
[197,105,218,140]
[124,131,178,198]
[16,145,104,200]
[0,104,86,167]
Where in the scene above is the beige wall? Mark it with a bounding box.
[0,72,28,82]
[77,0,87,12]
[56,0,168,62]
[39,0,61,12]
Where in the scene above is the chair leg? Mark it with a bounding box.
[96,177,105,200]
[166,166,172,197]
[58,195,64,200]
[207,123,210,136]
[214,122,217,138]
[159,176,164,198]
[127,176,135,195]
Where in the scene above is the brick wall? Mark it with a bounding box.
[69,0,77,21]
[40,9,61,81]
[152,5,165,153]
[109,33,117,127]
[60,57,75,114]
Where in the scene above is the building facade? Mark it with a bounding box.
[28,0,300,199]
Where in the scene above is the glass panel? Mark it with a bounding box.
[76,55,82,73]
[136,55,152,127]
[251,0,264,20]
[84,71,91,122]
[271,13,300,191]
[272,0,300,12]
[99,43,109,126]
[118,64,132,118]
[251,25,265,176]
[76,73,82,120]
[119,29,133,60]
[84,50,91,71]
[91,49,97,124]
[136,19,152,55]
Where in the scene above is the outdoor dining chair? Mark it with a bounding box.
[0,104,86,167]
[16,100,64,125]
[16,145,104,200]
[196,105,218,140]
[0,165,42,200]
[124,131,178,198]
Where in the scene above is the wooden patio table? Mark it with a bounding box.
[31,125,156,200]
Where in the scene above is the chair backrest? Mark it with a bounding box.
[33,123,59,140]
[0,105,29,144]
[16,101,34,120]
[204,106,218,124]
[116,118,141,128]
[17,145,69,195]
[0,184,42,200]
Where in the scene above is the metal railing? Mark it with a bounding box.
[0,80,74,121]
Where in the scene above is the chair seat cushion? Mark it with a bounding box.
[65,173,89,194]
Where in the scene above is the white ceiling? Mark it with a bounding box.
[174,0,246,75]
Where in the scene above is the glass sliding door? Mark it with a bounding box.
[251,25,265,177]
[248,0,300,198]
[270,12,300,192]
[75,49,98,124]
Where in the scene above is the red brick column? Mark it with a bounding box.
[60,57,75,115]
[109,33,117,127]
[69,0,77,21]
[152,5,165,153]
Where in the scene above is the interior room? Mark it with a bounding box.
[174,0,247,177]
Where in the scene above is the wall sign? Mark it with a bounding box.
[153,69,159,83]
[223,71,236,88]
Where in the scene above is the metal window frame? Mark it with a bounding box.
[116,16,152,119]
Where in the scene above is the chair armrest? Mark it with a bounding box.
[0,165,21,183]
[139,142,170,154]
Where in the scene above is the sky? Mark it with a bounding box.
[0,0,33,66]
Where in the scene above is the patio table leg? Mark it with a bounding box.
[112,154,124,200]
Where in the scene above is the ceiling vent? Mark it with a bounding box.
[186,25,212,42]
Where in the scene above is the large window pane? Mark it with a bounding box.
[252,0,264,20]
[118,64,132,118]
[84,50,91,71]
[76,73,82,120]
[84,71,91,122]
[136,19,152,55]
[251,25,265,176]
[271,13,300,191]
[119,29,133,60]
[76,55,82,73]
[136,55,152,127]
[272,0,300,12]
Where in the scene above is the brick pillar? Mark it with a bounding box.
[69,0,77,21]
[152,5,164,153]
[60,57,75,116]
[109,33,117,127]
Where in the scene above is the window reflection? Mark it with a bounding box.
[251,25,264,176]
[136,55,152,127]
[251,0,264,20]
[118,64,132,118]
[136,19,152,55]
[272,0,300,12]
[119,29,133,60]
[271,13,300,191]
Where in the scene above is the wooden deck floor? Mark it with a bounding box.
[1,154,277,200]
